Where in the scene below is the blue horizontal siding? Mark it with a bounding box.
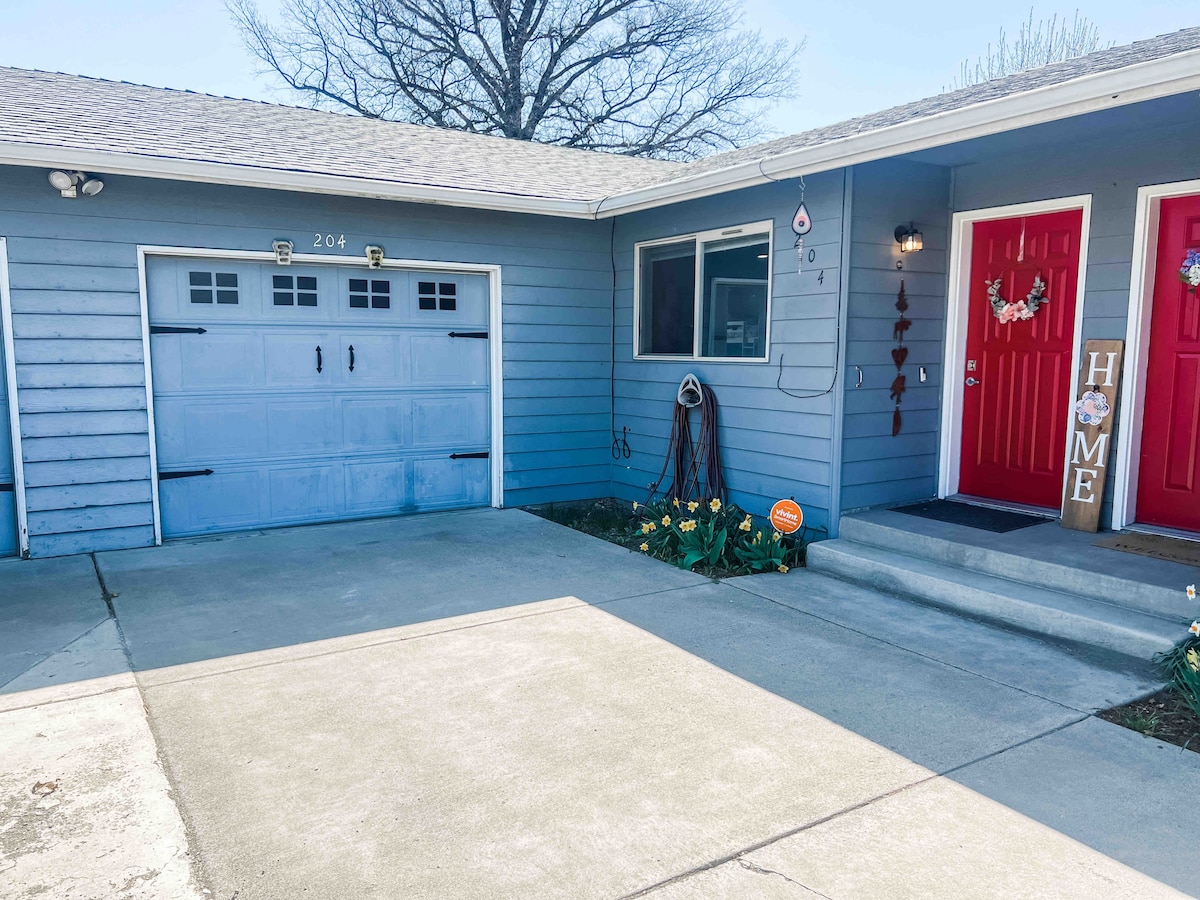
[0,165,617,555]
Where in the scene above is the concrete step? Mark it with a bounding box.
[806,538,1181,666]
[838,513,1193,622]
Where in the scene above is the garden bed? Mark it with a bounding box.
[1100,689,1200,754]
[524,497,817,578]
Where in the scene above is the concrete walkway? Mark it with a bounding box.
[1,508,1197,898]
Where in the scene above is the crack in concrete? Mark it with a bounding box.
[737,857,833,897]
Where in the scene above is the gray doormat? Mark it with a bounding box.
[891,499,1048,533]
[1095,532,1200,567]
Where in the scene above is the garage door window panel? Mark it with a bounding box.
[349,278,391,310]
[274,274,319,307]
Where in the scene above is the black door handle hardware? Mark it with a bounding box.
[158,469,214,481]
[316,345,323,373]
[349,344,355,372]
[448,332,488,339]
[449,451,489,459]
[150,325,207,335]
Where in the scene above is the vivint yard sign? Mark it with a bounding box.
[1061,340,1123,532]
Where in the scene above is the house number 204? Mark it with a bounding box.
[314,233,347,249]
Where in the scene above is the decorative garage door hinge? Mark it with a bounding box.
[158,469,214,480]
[447,331,488,339]
[150,325,208,335]
[449,451,489,459]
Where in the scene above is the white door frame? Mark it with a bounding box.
[1111,178,1200,531]
[938,195,1093,504]
[137,246,505,546]
[0,237,29,557]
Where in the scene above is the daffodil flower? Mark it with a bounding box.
[672,498,680,508]
[1187,648,1200,672]
[687,501,699,512]
[642,522,656,534]
[632,501,639,511]
[778,564,789,574]
[680,519,697,532]
[1190,621,1200,637]
[640,542,650,552]
[739,518,752,532]
[661,515,672,527]
[772,531,781,542]
[1188,584,1196,601]
[756,531,763,542]
[709,498,722,512]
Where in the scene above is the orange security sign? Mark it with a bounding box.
[769,499,804,534]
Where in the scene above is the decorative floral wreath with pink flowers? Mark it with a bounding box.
[1181,249,1200,294]
[986,273,1048,324]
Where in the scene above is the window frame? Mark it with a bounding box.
[633,220,774,363]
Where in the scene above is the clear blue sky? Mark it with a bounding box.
[1,1,1196,137]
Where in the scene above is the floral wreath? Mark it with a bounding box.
[986,272,1048,324]
[1181,249,1200,294]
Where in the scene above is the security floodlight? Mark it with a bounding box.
[80,178,104,197]
[47,170,76,191]
[272,240,294,265]
[365,245,385,268]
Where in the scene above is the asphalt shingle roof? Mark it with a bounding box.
[0,67,679,202]
[0,25,1196,206]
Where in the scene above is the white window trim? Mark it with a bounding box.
[1111,178,1200,532]
[632,220,774,363]
[0,237,29,557]
[137,246,504,546]
[938,195,1092,506]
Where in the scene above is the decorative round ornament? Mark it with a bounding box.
[986,273,1048,324]
[1180,249,1200,294]
[1075,390,1111,426]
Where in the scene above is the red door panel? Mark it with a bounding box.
[959,209,1084,508]
[1137,194,1200,531]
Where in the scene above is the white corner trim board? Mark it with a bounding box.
[938,195,1092,508]
[1111,177,1200,530]
[136,246,506,545]
[0,237,29,557]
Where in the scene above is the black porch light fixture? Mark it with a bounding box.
[895,222,924,253]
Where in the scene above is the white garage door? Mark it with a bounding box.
[148,256,491,539]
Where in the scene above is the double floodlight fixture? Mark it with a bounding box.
[48,170,104,199]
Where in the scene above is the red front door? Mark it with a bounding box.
[959,209,1084,508]
[1136,194,1200,532]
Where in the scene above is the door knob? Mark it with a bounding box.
[965,377,979,386]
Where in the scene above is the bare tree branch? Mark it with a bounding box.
[227,0,798,158]
[950,8,1112,90]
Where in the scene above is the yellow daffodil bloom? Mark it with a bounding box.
[772,531,782,542]
[661,515,672,527]
[756,531,763,542]
[1187,648,1200,672]
[640,542,650,552]
[642,522,656,534]
[709,498,722,512]
[1190,621,1200,636]
[633,501,639,510]
[680,519,697,532]
[778,564,789,574]
[687,501,699,512]
[1189,584,1197,601]
[739,518,752,532]
[672,498,680,508]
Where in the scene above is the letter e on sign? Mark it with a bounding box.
[770,499,804,535]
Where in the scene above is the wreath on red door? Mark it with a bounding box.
[986,272,1048,323]
[1181,249,1200,293]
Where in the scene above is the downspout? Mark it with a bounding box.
[827,167,854,539]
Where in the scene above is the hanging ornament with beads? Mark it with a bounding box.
[791,177,812,274]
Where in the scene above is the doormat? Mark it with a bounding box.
[1094,532,1200,567]
[891,499,1048,533]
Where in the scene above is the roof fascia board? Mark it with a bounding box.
[593,47,1200,218]
[0,141,597,219]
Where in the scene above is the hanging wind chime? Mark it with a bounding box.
[791,177,812,274]
[891,280,910,436]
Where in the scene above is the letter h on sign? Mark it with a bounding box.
[1061,340,1123,532]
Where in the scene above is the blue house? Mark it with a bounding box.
[1,27,1199,560]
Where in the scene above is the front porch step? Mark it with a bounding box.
[839,511,1194,622]
[806,538,1181,665]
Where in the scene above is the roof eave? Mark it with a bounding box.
[0,141,599,219]
[593,46,1200,218]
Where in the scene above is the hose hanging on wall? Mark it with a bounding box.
[646,375,726,504]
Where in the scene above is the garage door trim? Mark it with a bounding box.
[0,237,29,557]
[137,245,505,546]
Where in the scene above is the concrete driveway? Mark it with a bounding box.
[2,508,1197,898]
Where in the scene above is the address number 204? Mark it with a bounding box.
[314,233,347,248]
